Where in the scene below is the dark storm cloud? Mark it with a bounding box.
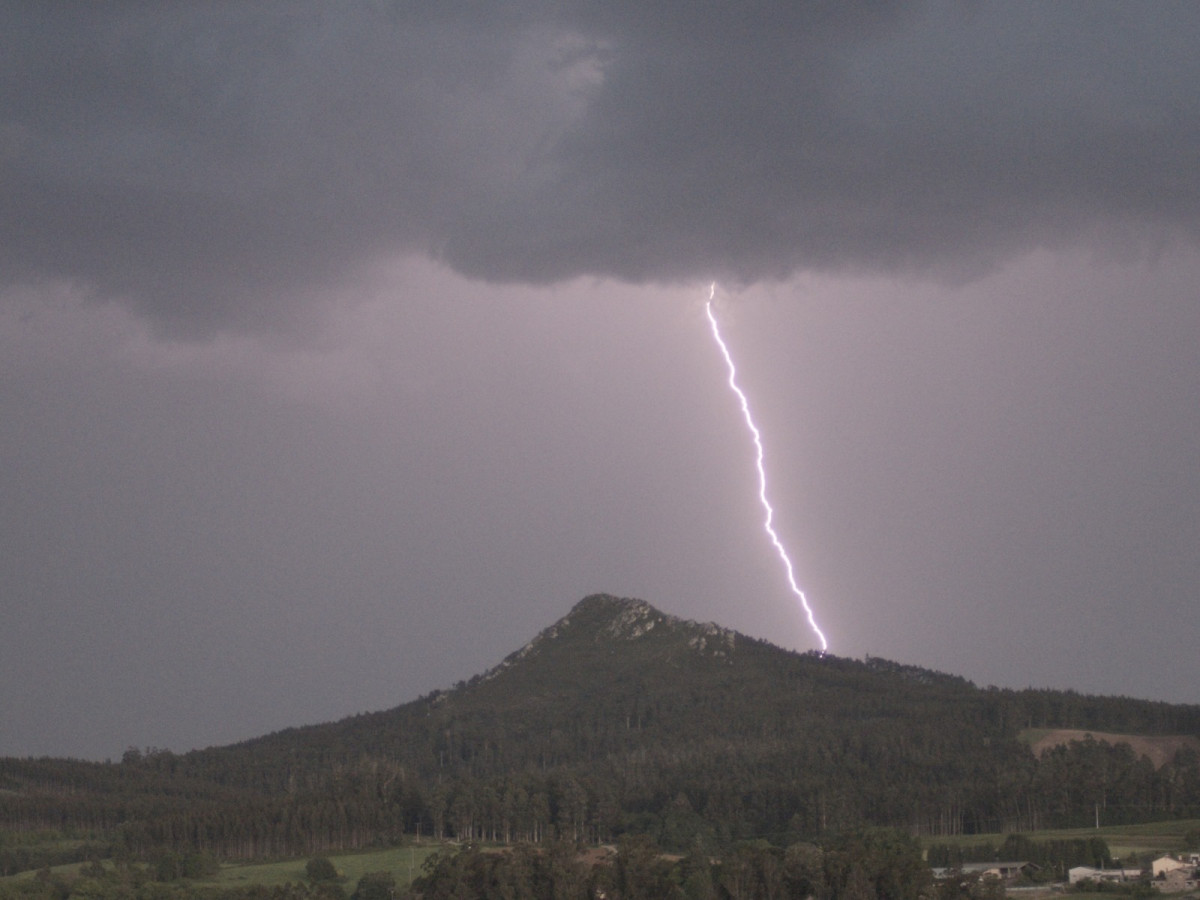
[3,2,1199,332]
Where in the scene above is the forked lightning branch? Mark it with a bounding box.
[705,284,829,652]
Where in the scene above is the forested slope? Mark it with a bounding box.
[3,595,1199,861]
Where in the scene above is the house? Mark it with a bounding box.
[1068,866,1142,884]
[1154,856,1192,877]
[1157,868,1199,894]
[959,862,1034,882]
[931,862,1038,885]
[1152,868,1200,897]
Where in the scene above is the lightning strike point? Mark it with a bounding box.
[705,284,829,653]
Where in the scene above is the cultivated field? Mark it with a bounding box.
[0,844,443,890]
[922,818,1200,862]
[198,845,441,889]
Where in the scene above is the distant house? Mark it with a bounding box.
[1157,868,1199,894]
[1154,856,1191,877]
[959,862,1034,882]
[1068,866,1142,884]
[931,862,1036,884]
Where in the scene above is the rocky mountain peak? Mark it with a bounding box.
[566,594,666,638]
[477,595,739,685]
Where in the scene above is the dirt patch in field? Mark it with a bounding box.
[1025,729,1200,768]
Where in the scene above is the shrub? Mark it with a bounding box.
[306,857,339,883]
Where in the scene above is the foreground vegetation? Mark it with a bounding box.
[0,845,434,899]
[4,821,1199,900]
[0,829,934,900]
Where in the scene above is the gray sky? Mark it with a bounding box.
[2,2,1198,760]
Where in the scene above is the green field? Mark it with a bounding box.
[921,818,1200,862]
[200,846,441,890]
[0,844,445,890]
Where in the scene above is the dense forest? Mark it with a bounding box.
[3,595,1199,862]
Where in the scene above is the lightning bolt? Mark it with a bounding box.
[705,283,829,652]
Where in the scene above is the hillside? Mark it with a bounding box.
[3,594,1199,862]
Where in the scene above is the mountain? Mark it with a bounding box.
[3,595,1200,862]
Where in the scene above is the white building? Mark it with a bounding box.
[1068,866,1142,884]
[959,862,1031,882]
[1153,856,1189,878]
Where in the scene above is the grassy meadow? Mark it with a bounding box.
[198,845,441,889]
[921,818,1200,862]
[0,844,444,890]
